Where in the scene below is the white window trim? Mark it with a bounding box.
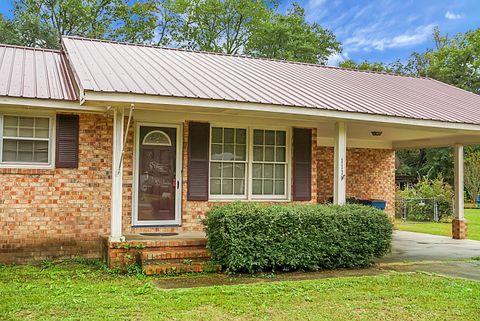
[208,126,248,200]
[132,122,183,227]
[208,123,291,201]
[0,113,55,169]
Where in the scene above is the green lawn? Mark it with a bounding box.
[1,262,480,320]
[395,208,480,240]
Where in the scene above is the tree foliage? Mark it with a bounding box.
[465,152,480,202]
[246,3,341,64]
[426,28,480,94]
[1,0,341,64]
[167,0,272,54]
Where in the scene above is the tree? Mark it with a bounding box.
[246,4,341,64]
[111,0,160,44]
[167,0,272,54]
[427,28,480,94]
[339,59,388,72]
[465,152,480,202]
[12,0,121,48]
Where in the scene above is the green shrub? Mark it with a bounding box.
[204,202,393,273]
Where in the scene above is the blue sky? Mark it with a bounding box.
[1,0,479,65]
[283,0,480,65]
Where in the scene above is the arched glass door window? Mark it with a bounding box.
[142,130,172,146]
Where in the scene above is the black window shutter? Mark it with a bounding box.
[55,114,79,168]
[292,128,312,201]
[187,122,210,201]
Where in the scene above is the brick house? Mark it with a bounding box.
[1,36,479,267]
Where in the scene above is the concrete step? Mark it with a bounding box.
[144,262,221,275]
[142,249,210,262]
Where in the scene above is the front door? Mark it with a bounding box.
[136,125,180,225]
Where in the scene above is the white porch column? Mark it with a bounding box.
[111,107,124,241]
[333,122,347,205]
[453,144,468,239]
[454,144,464,220]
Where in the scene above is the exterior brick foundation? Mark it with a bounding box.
[452,219,468,239]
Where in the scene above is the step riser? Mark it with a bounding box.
[138,246,208,252]
[144,264,221,275]
[142,251,210,261]
[144,259,210,265]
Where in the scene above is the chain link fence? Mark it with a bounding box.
[395,197,454,222]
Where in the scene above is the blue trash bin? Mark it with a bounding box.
[476,195,480,207]
[370,200,386,211]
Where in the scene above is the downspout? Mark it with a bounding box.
[117,104,134,175]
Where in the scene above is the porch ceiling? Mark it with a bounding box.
[128,105,480,150]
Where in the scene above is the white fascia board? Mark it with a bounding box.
[0,96,107,112]
[393,135,480,149]
[83,91,480,132]
[317,137,392,149]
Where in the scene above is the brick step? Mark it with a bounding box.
[144,263,221,275]
[142,249,210,261]
[144,258,210,265]
[138,245,208,252]
[139,238,207,248]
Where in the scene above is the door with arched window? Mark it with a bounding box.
[136,126,179,224]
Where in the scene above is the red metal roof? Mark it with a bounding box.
[0,44,78,101]
[62,36,480,125]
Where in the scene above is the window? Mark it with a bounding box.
[143,130,172,146]
[252,129,287,196]
[1,115,52,165]
[210,127,247,196]
[209,126,288,199]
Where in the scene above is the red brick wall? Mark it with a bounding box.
[317,146,396,216]
[0,113,113,264]
[1,114,396,264]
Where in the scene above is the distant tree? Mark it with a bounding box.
[465,152,480,202]
[339,59,388,72]
[246,3,341,64]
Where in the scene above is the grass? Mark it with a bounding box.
[395,208,480,240]
[1,261,480,320]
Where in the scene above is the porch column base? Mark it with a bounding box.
[452,219,468,239]
[109,235,126,242]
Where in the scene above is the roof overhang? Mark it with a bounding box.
[0,96,107,112]
[82,91,480,132]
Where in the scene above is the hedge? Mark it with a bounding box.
[204,202,393,273]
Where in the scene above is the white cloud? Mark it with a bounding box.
[344,24,435,52]
[327,52,349,66]
[445,11,462,20]
[304,0,328,22]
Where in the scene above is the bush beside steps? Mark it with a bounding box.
[204,202,393,273]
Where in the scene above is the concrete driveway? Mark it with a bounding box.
[378,231,480,281]
[381,230,480,263]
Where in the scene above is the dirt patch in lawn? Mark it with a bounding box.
[153,267,387,289]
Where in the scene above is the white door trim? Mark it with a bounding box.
[132,122,183,226]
